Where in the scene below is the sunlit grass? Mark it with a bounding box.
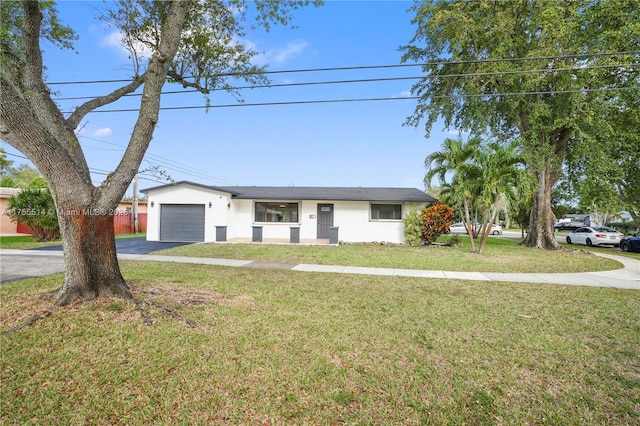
[2,261,639,425]
[156,235,623,273]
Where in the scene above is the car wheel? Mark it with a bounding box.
[621,241,629,252]
[586,238,593,247]
[493,230,500,235]
[566,236,572,244]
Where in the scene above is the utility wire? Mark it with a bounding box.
[2,148,176,185]
[45,50,640,85]
[51,62,638,101]
[79,135,234,184]
[79,85,639,114]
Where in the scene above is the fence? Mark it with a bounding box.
[113,213,147,235]
[16,213,147,236]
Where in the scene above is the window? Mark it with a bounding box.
[255,202,299,223]
[371,204,402,221]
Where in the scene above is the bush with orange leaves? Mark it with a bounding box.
[420,201,454,244]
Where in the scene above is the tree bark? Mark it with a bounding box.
[521,165,561,250]
[0,1,192,306]
[55,209,131,305]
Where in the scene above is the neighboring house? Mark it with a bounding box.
[142,181,436,244]
[117,200,148,215]
[0,187,23,234]
[0,186,148,236]
[114,201,148,234]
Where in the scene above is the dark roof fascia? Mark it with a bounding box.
[141,181,239,195]
[214,186,436,203]
[142,181,436,203]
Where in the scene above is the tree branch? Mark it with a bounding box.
[0,79,89,200]
[21,1,91,181]
[65,75,146,130]
[166,69,209,93]
[98,1,192,208]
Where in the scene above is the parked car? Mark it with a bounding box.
[487,223,502,235]
[445,222,501,235]
[619,232,640,253]
[446,222,469,234]
[565,226,625,247]
[554,221,583,232]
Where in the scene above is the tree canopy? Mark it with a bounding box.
[0,0,320,305]
[402,0,640,249]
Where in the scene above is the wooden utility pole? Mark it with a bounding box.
[132,173,139,234]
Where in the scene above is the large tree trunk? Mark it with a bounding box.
[55,208,131,306]
[522,165,560,250]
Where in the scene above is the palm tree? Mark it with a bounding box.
[424,137,532,253]
[425,136,482,252]
[473,140,533,253]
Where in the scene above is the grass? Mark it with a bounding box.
[155,235,626,273]
[0,233,146,250]
[0,235,62,250]
[2,261,639,425]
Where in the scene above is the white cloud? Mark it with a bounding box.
[100,29,153,60]
[100,30,124,51]
[254,40,308,66]
[94,128,113,137]
[446,129,470,137]
[392,90,412,99]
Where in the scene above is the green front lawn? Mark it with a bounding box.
[156,235,624,273]
[0,233,146,250]
[2,261,639,425]
[0,235,61,250]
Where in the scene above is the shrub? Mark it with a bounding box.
[446,235,463,247]
[403,209,423,245]
[421,202,455,244]
[6,188,59,242]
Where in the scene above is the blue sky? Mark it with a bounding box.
[3,1,457,194]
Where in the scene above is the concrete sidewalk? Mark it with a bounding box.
[2,249,638,289]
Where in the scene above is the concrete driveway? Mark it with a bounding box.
[1,238,194,283]
[29,237,193,255]
[1,251,66,283]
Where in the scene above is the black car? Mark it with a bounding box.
[620,232,640,253]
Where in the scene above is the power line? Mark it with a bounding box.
[45,50,640,86]
[2,147,185,185]
[79,135,235,184]
[51,62,637,102]
[0,152,166,185]
[2,152,29,160]
[77,85,639,114]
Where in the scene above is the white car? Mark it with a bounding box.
[565,226,624,247]
[487,223,502,235]
[446,222,470,234]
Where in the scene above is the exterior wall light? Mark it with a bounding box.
[150,201,154,207]
[209,202,212,208]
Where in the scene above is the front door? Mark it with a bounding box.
[317,204,334,239]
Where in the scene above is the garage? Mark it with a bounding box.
[159,204,205,242]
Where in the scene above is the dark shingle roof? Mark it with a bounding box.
[216,186,435,202]
[142,181,436,203]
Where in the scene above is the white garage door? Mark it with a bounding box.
[159,204,205,242]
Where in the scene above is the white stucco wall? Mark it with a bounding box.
[146,183,427,244]
[330,201,424,243]
[146,184,231,242]
[230,200,425,244]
